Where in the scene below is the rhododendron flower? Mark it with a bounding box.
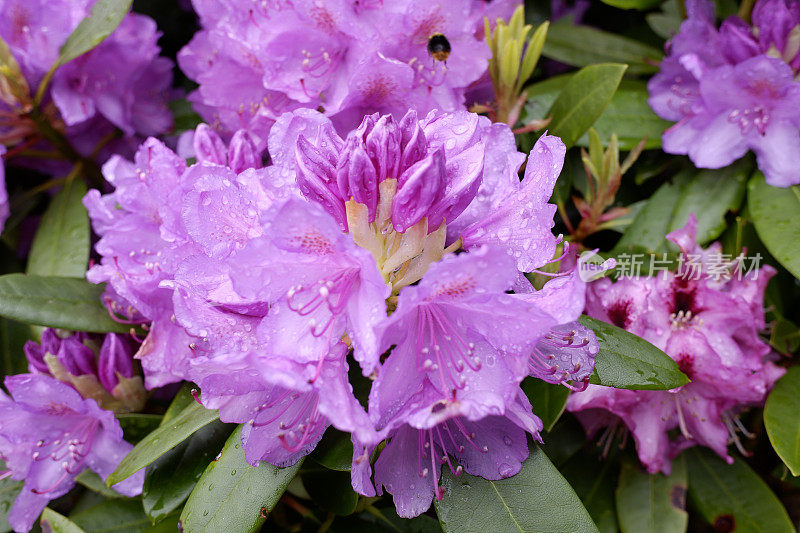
[567,215,785,474]
[177,0,518,146]
[648,0,800,187]
[0,374,142,533]
[85,108,598,517]
[83,125,268,387]
[0,0,173,159]
[24,329,146,413]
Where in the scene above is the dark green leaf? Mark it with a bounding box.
[545,63,627,148]
[522,378,570,432]
[311,428,353,472]
[116,414,163,444]
[579,315,689,390]
[685,447,794,533]
[27,178,89,278]
[168,99,203,133]
[0,274,129,333]
[539,413,587,468]
[666,161,751,243]
[107,402,219,486]
[143,419,234,523]
[0,317,34,378]
[543,22,662,75]
[334,508,442,532]
[576,81,670,150]
[562,453,619,533]
[600,0,664,9]
[57,0,133,66]
[41,508,85,533]
[180,425,302,533]
[434,446,598,533]
[75,470,127,499]
[764,366,800,476]
[646,0,681,39]
[615,456,687,533]
[303,466,358,515]
[70,499,178,533]
[748,174,800,279]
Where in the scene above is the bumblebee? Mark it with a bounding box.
[426,33,451,62]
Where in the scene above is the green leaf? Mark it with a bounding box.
[748,174,800,279]
[614,173,690,254]
[302,466,359,515]
[522,378,570,432]
[168,98,203,133]
[310,428,353,472]
[434,446,598,533]
[600,0,664,9]
[69,499,179,533]
[539,413,587,468]
[0,274,129,333]
[180,425,302,533]
[27,178,89,278]
[543,22,663,75]
[764,366,800,476]
[615,456,688,533]
[107,402,219,486]
[666,161,751,243]
[0,462,23,533]
[545,63,627,148]
[41,508,85,533]
[0,317,34,378]
[56,0,133,66]
[561,453,619,533]
[116,414,163,444]
[646,0,681,39]
[576,81,670,150]
[685,448,794,533]
[579,315,689,390]
[75,470,127,499]
[143,419,234,523]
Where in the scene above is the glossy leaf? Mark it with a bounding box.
[434,446,598,533]
[0,317,33,378]
[748,174,800,279]
[562,453,619,533]
[0,275,129,333]
[764,366,800,476]
[27,178,89,278]
[107,402,219,486]
[180,425,302,533]
[56,0,133,66]
[522,378,570,432]
[41,508,85,533]
[615,456,688,533]
[543,22,662,75]
[545,63,627,148]
[579,316,689,390]
[142,419,234,523]
[685,448,794,533]
[116,414,163,444]
[69,499,179,533]
[310,428,353,472]
[302,466,359,515]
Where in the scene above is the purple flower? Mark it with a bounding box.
[0,0,173,160]
[177,0,510,146]
[648,0,800,186]
[189,342,375,467]
[83,125,270,388]
[23,329,146,414]
[0,374,142,532]
[567,215,785,474]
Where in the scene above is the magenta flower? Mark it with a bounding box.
[648,0,800,187]
[177,0,517,146]
[0,0,173,155]
[0,374,142,533]
[567,215,785,474]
